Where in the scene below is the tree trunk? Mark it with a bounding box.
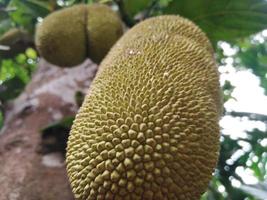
[0,59,97,200]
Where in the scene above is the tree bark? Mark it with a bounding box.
[0,59,97,200]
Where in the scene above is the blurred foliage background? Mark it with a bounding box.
[0,0,267,199]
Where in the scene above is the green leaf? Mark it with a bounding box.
[0,76,25,101]
[234,39,267,94]
[0,8,10,21]
[162,0,267,43]
[17,0,51,17]
[0,59,16,81]
[0,57,31,82]
[97,0,112,3]
[158,0,173,7]
[0,50,37,102]
[0,18,13,36]
[7,0,52,32]
[222,80,235,102]
[123,0,152,18]
[251,162,262,179]
[7,1,35,31]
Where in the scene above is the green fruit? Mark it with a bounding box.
[35,4,123,67]
[87,4,123,64]
[35,5,87,67]
[0,28,32,58]
[66,15,221,200]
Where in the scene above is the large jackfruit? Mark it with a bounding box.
[35,4,123,67]
[66,15,221,200]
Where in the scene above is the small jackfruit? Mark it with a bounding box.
[0,28,33,58]
[66,15,221,200]
[35,4,123,67]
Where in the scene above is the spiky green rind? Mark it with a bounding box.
[67,15,221,200]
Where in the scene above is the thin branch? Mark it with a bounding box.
[228,111,267,122]
[142,0,158,19]
[0,45,10,51]
[0,7,17,12]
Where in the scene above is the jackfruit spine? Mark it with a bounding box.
[35,4,123,67]
[64,13,222,200]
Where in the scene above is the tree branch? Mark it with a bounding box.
[0,59,97,199]
[228,111,267,122]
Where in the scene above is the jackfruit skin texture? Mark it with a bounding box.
[66,15,221,200]
[35,5,87,67]
[35,4,123,67]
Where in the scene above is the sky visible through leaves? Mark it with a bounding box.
[214,30,267,199]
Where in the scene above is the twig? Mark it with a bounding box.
[0,7,17,12]
[228,111,267,122]
[142,0,158,19]
[0,45,10,51]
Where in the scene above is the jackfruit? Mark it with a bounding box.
[66,15,221,200]
[87,4,123,63]
[0,28,33,58]
[35,4,123,67]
